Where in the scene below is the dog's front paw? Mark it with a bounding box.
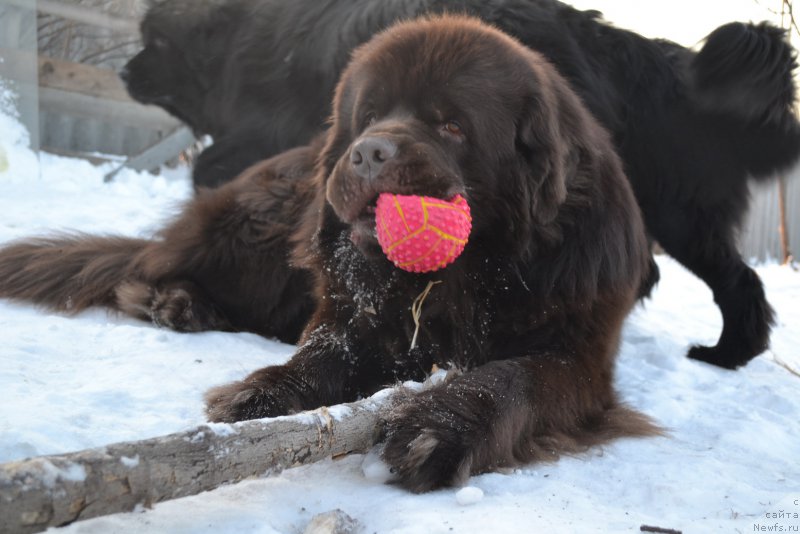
[381,401,473,492]
[204,367,302,422]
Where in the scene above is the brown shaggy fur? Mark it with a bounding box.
[0,143,320,344]
[205,16,661,491]
[0,16,661,491]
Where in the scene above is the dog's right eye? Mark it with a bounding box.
[152,36,169,49]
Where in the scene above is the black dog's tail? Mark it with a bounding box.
[0,234,149,313]
[690,22,797,127]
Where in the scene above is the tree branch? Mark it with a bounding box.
[0,395,390,534]
[640,526,683,534]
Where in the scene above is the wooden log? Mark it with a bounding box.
[0,395,390,534]
[38,56,132,102]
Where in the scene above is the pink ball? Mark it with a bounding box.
[375,193,471,273]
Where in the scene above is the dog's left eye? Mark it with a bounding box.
[441,120,464,138]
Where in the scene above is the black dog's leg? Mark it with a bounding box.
[638,252,661,299]
[193,131,273,189]
[661,234,774,369]
[687,260,775,369]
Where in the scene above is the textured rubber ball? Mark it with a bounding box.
[375,193,471,273]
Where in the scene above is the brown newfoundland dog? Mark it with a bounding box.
[0,16,661,490]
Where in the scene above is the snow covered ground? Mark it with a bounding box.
[1,89,799,533]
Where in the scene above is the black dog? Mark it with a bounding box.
[122,0,800,370]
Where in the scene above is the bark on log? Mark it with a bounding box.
[0,395,389,534]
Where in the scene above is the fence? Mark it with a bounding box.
[741,168,800,263]
[1,0,186,167]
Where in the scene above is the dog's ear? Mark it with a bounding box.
[187,4,241,72]
[514,60,583,226]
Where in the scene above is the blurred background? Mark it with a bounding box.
[570,0,783,46]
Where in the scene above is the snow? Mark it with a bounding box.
[18,460,88,490]
[455,486,484,506]
[1,84,799,534]
[568,0,780,47]
[119,455,140,469]
[361,448,396,484]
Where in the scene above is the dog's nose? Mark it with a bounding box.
[350,136,397,179]
[119,66,130,84]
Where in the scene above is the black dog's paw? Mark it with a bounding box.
[381,401,473,493]
[205,367,301,423]
[687,344,741,370]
